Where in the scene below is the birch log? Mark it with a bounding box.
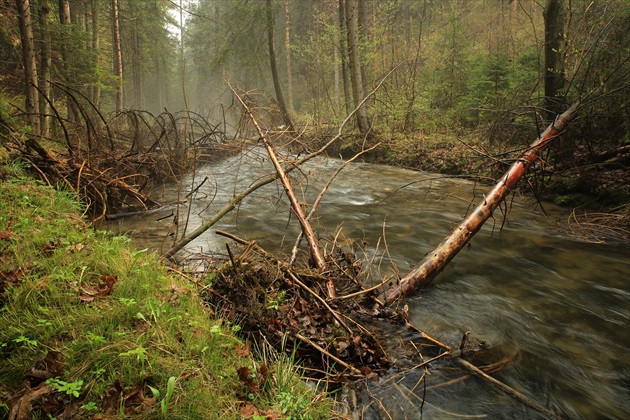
[384,101,580,305]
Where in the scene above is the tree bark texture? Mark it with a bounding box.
[543,0,566,120]
[112,0,123,113]
[284,0,293,111]
[37,0,50,137]
[345,0,370,136]
[384,101,580,305]
[58,0,79,121]
[338,0,352,115]
[266,0,294,132]
[90,0,101,107]
[16,0,40,136]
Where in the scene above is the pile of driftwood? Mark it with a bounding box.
[177,89,578,419]
[1,104,230,220]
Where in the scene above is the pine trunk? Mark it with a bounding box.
[338,0,351,115]
[16,0,40,136]
[112,0,123,114]
[284,0,293,111]
[266,0,294,131]
[37,0,51,137]
[543,0,566,120]
[91,0,101,108]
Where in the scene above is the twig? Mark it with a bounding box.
[286,271,353,335]
[295,333,362,376]
[456,358,562,419]
[411,351,450,370]
[163,69,399,259]
[229,83,328,274]
[336,276,390,302]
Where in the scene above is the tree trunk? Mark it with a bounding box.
[266,0,294,132]
[284,0,293,111]
[112,0,123,114]
[91,0,101,108]
[384,101,580,305]
[543,0,566,120]
[130,2,145,110]
[345,0,370,136]
[16,0,40,136]
[403,0,427,132]
[37,0,50,137]
[57,0,78,121]
[338,0,351,115]
[357,0,369,96]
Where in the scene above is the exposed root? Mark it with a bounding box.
[564,204,630,243]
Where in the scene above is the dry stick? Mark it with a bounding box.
[456,358,561,419]
[407,322,560,417]
[336,276,391,301]
[229,84,328,281]
[383,100,580,304]
[289,144,381,302]
[411,351,450,370]
[294,333,362,376]
[406,321,452,351]
[163,67,399,260]
[289,142,382,264]
[285,271,352,335]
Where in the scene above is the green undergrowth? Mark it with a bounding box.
[0,159,331,419]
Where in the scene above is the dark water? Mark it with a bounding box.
[108,148,630,419]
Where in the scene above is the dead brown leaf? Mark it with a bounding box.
[79,275,117,302]
[8,383,54,420]
[0,228,13,240]
[0,269,26,296]
[240,402,260,418]
[234,341,251,357]
[168,283,190,304]
[237,367,257,393]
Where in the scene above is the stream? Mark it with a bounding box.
[107,147,629,419]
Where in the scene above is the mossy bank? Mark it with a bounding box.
[0,160,332,419]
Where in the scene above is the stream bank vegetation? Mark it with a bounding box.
[0,157,331,419]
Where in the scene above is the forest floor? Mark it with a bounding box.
[0,155,333,419]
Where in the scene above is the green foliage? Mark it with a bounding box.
[0,166,333,418]
[45,378,84,398]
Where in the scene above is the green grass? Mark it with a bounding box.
[0,160,332,419]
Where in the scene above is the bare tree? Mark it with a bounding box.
[284,0,293,111]
[338,0,351,115]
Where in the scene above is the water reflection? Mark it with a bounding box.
[108,149,629,418]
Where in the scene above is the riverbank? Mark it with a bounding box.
[370,132,630,212]
[0,157,332,419]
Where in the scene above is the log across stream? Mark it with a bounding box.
[106,149,629,418]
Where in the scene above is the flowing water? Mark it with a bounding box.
[108,148,629,419]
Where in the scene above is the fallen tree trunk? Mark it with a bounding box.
[163,68,398,260]
[384,101,580,304]
[229,84,327,272]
